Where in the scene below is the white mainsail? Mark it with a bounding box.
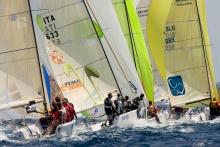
[0,0,48,120]
[38,0,147,114]
[85,0,146,100]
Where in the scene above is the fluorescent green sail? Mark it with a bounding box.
[112,0,154,102]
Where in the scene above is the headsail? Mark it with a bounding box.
[111,0,154,102]
[39,0,147,113]
[137,0,169,102]
[0,0,47,120]
[147,0,217,107]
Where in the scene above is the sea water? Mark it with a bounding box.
[0,117,220,147]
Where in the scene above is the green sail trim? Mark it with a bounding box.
[93,21,103,38]
[126,0,154,102]
[36,14,43,32]
[81,111,91,119]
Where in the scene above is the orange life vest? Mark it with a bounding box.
[210,101,218,108]
[150,104,156,114]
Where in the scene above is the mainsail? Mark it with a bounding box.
[0,0,48,120]
[147,0,218,108]
[39,0,147,114]
[111,0,154,102]
[136,0,168,102]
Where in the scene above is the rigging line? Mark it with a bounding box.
[0,47,36,55]
[195,0,212,98]
[83,0,123,97]
[0,11,29,18]
[41,1,82,15]
[125,0,150,96]
[28,0,49,116]
[122,0,137,69]
[85,0,135,96]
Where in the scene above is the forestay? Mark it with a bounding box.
[0,0,46,120]
[111,0,153,102]
[85,0,147,105]
[137,0,169,102]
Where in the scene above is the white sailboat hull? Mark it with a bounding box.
[183,107,210,122]
[15,120,76,140]
[88,107,168,131]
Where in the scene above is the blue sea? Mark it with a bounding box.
[1,118,220,147]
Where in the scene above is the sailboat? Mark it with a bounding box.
[111,0,154,103]
[108,0,169,123]
[36,0,161,132]
[147,0,218,121]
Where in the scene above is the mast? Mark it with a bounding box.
[195,0,211,99]
[28,0,49,116]
[83,0,124,97]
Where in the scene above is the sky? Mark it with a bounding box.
[205,0,220,83]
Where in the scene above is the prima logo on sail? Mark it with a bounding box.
[60,79,82,91]
[167,75,185,96]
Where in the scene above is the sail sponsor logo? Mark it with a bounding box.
[165,25,176,51]
[129,81,137,94]
[137,9,148,17]
[167,76,185,96]
[49,50,64,65]
[175,0,192,6]
[121,114,129,122]
[42,15,61,47]
[60,79,82,91]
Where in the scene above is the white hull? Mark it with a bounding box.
[88,107,168,131]
[183,107,210,122]
[15,120,76,140]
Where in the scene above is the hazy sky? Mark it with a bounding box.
[205,0,220,83]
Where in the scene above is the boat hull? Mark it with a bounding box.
[88,107,168,131]
[15,120,76,140]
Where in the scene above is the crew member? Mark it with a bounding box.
[131,93,144,110]
[50,102,67,134]
[121,97,126,114]
[62,98,77,121]
[148,101,161,124]
[104,93,116,125]
[125,96,132,112]
[114,93,122,116]
[209,98,219,119]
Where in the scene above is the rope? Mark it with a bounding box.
[85,0,135,96]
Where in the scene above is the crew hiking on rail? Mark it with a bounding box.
[104,93,146,126]
[42,97,76,135]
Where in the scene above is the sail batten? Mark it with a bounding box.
[0,0,48,119]
[40,0,128,113]
[147,0,216,107]
[85,0,146,103]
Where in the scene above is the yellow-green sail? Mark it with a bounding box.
[147,0,172,83]
[112,0,154,102]
[197,0,218,101]
[147,0,217,107]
